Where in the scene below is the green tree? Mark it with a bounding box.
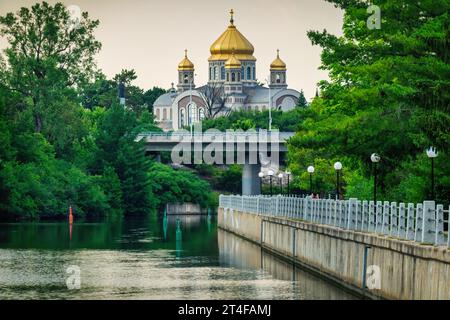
[95,104,153,215]
[289,0,450,204]
[297,90,308,107]
[0,1,101,132]
[143,87,167,113]
[149,162,213,209]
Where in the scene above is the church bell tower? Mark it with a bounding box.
[177,50,195,92]
[269,49,287,90]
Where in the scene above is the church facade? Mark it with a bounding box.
[153,10,302,131]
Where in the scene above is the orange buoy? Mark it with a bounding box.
[69,206,74,224]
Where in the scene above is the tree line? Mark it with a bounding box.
[0,2,212,221]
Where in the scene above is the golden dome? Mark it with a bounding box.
[178,50,195,71]
[209,10,256,61]
[270,50,287,70]
[225,52,242,69]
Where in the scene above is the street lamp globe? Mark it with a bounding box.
[334,162,343,171]
[370,153,381,163]
[278,173,283,179]
[426,147,438,158]
[268,170,274,177]
[307,166,315,174]
[258,172,264,178]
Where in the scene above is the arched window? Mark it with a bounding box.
[163,109,167,120]
[184,74,189,84]
[199,108,205,121]
[252,67,256,80]
[188,103,197,124]
[180,108,186,127]
[156,108,160,120]
[231,73,236,82]
[247,66,251,80]
[276,74,281,83]
[214,66,218,80]
[226,73,229,82]
[209,67,212,80]
[221,66,225,80]
[238,72,241,82]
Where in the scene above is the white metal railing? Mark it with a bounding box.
[136,131,294,142]
[219,195,450,248]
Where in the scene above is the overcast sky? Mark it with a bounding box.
[0,0,343,99]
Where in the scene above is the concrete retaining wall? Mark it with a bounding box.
[218,207,450,300]
[167,203,202,215]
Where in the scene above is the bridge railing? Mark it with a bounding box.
[219,195,450,248]
[137,131,294,142]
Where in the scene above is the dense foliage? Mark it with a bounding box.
[0,2,212,221]
[288,0,449,204]
[201,108,307,132]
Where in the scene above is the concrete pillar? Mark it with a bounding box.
[398,203,406,239]
[435,204,445,245]
[421,201,435,244]
[347,198,357,230]
[382,201,390,235]
[406,203,415,240]
[375,201,383,233]
[368,201,376,232]
[390,202,398,237]
[414,203,423,242]
[242,163,261,195]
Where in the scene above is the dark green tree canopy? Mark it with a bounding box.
[0,1,101,132]
[288,0,449,203]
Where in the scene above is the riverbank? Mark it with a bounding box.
[218,207,450,300]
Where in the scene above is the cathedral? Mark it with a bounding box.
[153,10,303,131]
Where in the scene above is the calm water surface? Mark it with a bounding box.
[0,214,356,300]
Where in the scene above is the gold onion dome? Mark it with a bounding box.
[270,50,287,70]
[209,9,256,61]
[225,51,242,69]
[178,50,195,71]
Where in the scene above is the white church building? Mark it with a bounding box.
[153,10,303,131]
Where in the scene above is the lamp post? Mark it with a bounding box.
[265,77,272,131]
[286,171,291,196]
[278,173,284,195]
[370,153,381,204]
[258,172,264,195]
[188,72,197,135]
[268,170,274,196]
[307,166,315,196]
[334,162,342,200]
[426,147,438,200]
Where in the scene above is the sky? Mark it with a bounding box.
[0,0,343,99]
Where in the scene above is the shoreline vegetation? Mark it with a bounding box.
[1,1,449,221]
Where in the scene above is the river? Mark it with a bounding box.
[0,214,357,300]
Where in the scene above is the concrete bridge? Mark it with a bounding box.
[136,131,294,195]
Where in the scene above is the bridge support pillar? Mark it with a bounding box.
[242,163,261,196]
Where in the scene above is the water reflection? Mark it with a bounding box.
[175,218,182,257]
[218,230,356,300]
[0,214,356,300]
